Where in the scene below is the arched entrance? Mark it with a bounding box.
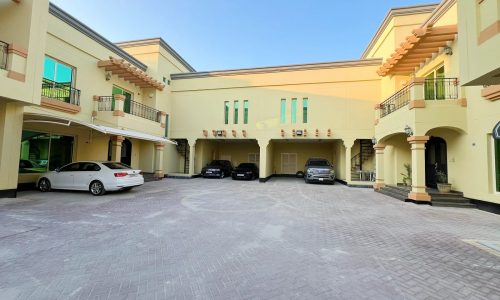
[107,138,132,166]
[425,136,447,188]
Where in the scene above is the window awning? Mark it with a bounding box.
[97,56,165,91]
[23,113,176,145]
[377,25,458,77]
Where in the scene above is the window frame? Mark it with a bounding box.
[291,98,297,124]
[224,101,229,124]
[234,100,239,124]
[280,99,286,124]
[303,98,309,123]
[243,100,249,124]
[43,55,77,88]
[494,136,500,193]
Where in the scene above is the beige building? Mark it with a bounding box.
[0,0,499,212]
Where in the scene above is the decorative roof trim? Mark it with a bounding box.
[98,56,165,90]
[171,59,382,80]
[116,38,195,72]
[361,3,439,59]
[48,3,147,71]
[421,0,457,28]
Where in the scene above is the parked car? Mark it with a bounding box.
[304,158,335,184]
[37,161,144,196]
[232,163,259,180]
[201,160,233,178]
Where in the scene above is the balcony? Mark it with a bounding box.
[379,78,459,118]
[0,41,7,70]
[97,96,162,123]
[40,78,81,113]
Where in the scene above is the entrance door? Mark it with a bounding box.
[121,139,132,167]
[425,137,447,188]
[281,153,297,174]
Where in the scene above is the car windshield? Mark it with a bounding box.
[308,160,330,167]
[103,162,131,169]
[209,160,224,166]
[238,163,254,168]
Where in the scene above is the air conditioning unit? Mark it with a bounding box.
[216,130,223,136]
[296,130,303,136]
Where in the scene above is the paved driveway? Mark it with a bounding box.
[1,178,500,299]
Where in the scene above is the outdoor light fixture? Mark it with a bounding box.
[371,137,377,144]
[444,46,453,55]
[105,71,112,81]
[404,125,413,137]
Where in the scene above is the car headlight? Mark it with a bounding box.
[307,169,313,174]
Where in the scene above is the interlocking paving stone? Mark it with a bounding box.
[0,178,499,299]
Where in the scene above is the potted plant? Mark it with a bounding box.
[436,170,451,193]
[400,163,412,187]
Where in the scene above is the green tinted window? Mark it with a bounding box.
[224,101,229,124]
[291,98,297,124]
[244,100,249,124]
[43,56,73,85]
[20,131,74,173]
[495,138,500,192]
[234,100,239,124]
[112,85,133,113]
[280,99,286,124]
[303,98,309,123]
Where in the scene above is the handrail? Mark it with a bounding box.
[379,83,412,118]
[41,78,81,106]
[0,41,8,70]
[424,77,459,100]
[127,99,161,123]
[97,96,114,111]
[351,153,361,171]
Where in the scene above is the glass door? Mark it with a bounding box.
[424,66,445,100]
[112,85,133,113]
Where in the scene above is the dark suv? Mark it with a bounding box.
[201,160,234,178]
[304,158,335,184]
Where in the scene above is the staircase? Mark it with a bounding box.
[376,185,476,208]
[351,139,375,181]
[174,139,190,174]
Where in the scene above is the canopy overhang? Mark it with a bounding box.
[377,25,458,77]
[23,113,176,145]
[97,56,165,90]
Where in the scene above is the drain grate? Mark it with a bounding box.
[463,240,500,257]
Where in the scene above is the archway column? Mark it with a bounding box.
[408,136,431,202]
[188,139,196,176]
[258,139,270,182]
[154,142,164,179]
[343,139,355,183]
[110,135,124,162]
[373,143,386,190]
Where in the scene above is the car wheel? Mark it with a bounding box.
[89,181,105,196]
[38,178,51,192]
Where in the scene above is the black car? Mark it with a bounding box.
[232,163,259,180]
[201,160,234,178]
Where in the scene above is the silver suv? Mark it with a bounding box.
[304,158,335,184]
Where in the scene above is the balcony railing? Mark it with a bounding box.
[42,78,81,106]
[424,78,459,100]
[379,83,412,118]
[128,99,161,123]
[379,77,459,118]
[97,96,161,123]
[0,41,7,70]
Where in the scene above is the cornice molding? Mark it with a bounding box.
[421,0,457,28]
[171,58,382,80]
[116,38,195,72]
[361,3,439,59]
[48,3,147,71]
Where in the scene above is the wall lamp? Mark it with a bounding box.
[404,125,413,137]
[444,46,453,55]
[371,137,377,144]
[105,71,112,81]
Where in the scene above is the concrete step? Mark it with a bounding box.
[431,202,476,208]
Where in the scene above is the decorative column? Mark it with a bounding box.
[154,142,165,179]
[408,77,426,109]
[258,139,270,182]
[407,136,431,202]
[110,135,124,162]
[188,139,196,176]
[343,139,355,183]
[113,94,125,116]
[160,111,167,128]
[373,143,386,190]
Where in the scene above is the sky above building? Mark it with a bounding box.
[50,0,437,72]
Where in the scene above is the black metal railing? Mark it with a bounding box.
[97,96,114,111]
[424,78,459,100]
[0,41,7,70]
[127,99,161,123]
[41,78,81,106]
[379,83,412,118]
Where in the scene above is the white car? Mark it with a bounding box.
[37,161,144,196]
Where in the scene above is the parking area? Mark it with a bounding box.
[1,178,500,299]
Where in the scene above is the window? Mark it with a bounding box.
[79,163,101,172]
[234,100,239,124]
[60,163,80,172]
[495,138,500,192]
[303,98,309,123]
[164,114,169,137]
[112,85,133,113]
[425,66,445,100]
[291,98,297,124]
[224,101,229,124]
[103,162,131,170]
[19,131,74,173]
[43,56,74,86]
[244,100,249,124]
[280,99,286,124]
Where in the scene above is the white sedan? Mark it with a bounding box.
[37,161,144,196]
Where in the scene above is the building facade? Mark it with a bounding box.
[0,0,499,210]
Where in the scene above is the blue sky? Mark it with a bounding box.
[50,0,436,71]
